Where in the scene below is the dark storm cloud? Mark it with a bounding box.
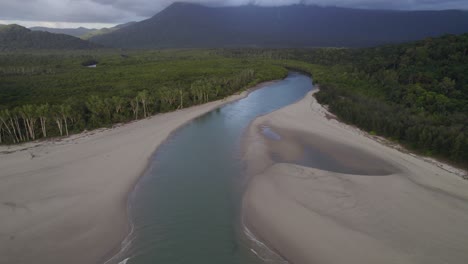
[1,0,468,24]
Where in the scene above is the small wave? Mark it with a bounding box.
[243,225,288,264]
[103,181,139,264]
[250,248,261,258]
[118,258,130,264]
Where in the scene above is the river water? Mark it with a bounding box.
[116,73,313,264]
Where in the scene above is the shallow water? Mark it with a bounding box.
[265,127,397,176]
[114,73,313,264]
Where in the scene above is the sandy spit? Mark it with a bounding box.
[242,90,468,264]
[0,81,276,264]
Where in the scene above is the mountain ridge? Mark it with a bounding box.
[90,3,468,48]
[0,24,100,50]
[30,22,137,39]
[30,26,94,38]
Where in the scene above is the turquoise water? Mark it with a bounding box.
[115,73,313,264]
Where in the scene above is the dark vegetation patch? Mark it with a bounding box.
[1,33,467,169]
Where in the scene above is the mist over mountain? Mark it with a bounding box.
[89,3,468,48]
[30,22,137,40]
[30,27,95,38]
[0,24,100,50]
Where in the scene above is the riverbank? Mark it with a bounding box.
[242,90,468,264]
[0,81,276,264]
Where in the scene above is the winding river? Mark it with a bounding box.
[116,73,313,264]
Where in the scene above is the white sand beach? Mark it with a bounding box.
[0,84,272,264]
[242,90,468,264]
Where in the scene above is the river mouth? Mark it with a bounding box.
[262,126,398,176]
[113,73,313,264]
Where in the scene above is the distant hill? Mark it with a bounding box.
[80,22,137,39]
[0,24,100,50]
[30,26,94,38]
[31,22,136,39]
[90,3,468,48]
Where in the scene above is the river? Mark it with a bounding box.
[114,72,313,264]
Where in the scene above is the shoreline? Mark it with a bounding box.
[101,79,281,264]
[0,79,278,264]
[241,89,468,264]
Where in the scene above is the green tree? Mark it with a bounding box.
[59,104,72,136]
[438,77,456,95]
[37,103,50,138]
[137,90,150,118]
[20,105,37,141]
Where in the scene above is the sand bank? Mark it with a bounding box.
[242,90,468,264]
[0,82,276,264]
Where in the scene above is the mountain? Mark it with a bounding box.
[90,3,468,48]
[30,26,94,38]
[0,24,100,50]
[114,21,138,29]
[31,22,137,39]
[80,22,137,39]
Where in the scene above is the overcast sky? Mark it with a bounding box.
[1,0,468,28]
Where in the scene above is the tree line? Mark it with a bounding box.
[0,69,258,144]
[315,83,467,165]
[278,34,468,167]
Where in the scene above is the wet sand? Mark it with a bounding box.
[0,82,276,264]
[242,90,468,264]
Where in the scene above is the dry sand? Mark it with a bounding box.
[0,84,272,264]
[242,90,468,264]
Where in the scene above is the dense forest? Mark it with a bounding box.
[288,35,467,167]
[0,25,99,50]
[219,34,468,167]
[0,49,286,144]
[1,33,466,167]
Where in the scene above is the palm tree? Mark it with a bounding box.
[52,105,64,136]
[137,90,150,118]
[86,95,106,126]
[111,96,126,122]
[177,89,186,109]
[59,104,72,136]
[0,110,17,143]
[130,97,139,120]
[158,87,177,111]
[37,104,50,138]
[20,105,37,141]
[191,80,205,104]
[8,107,25,142]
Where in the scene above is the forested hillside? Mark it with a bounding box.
[80,22,137,40]
[31,22,137,39]
[30,26,94,38]
[0,50,286,143]
[90,3,468,48]
[0,24,99,50]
